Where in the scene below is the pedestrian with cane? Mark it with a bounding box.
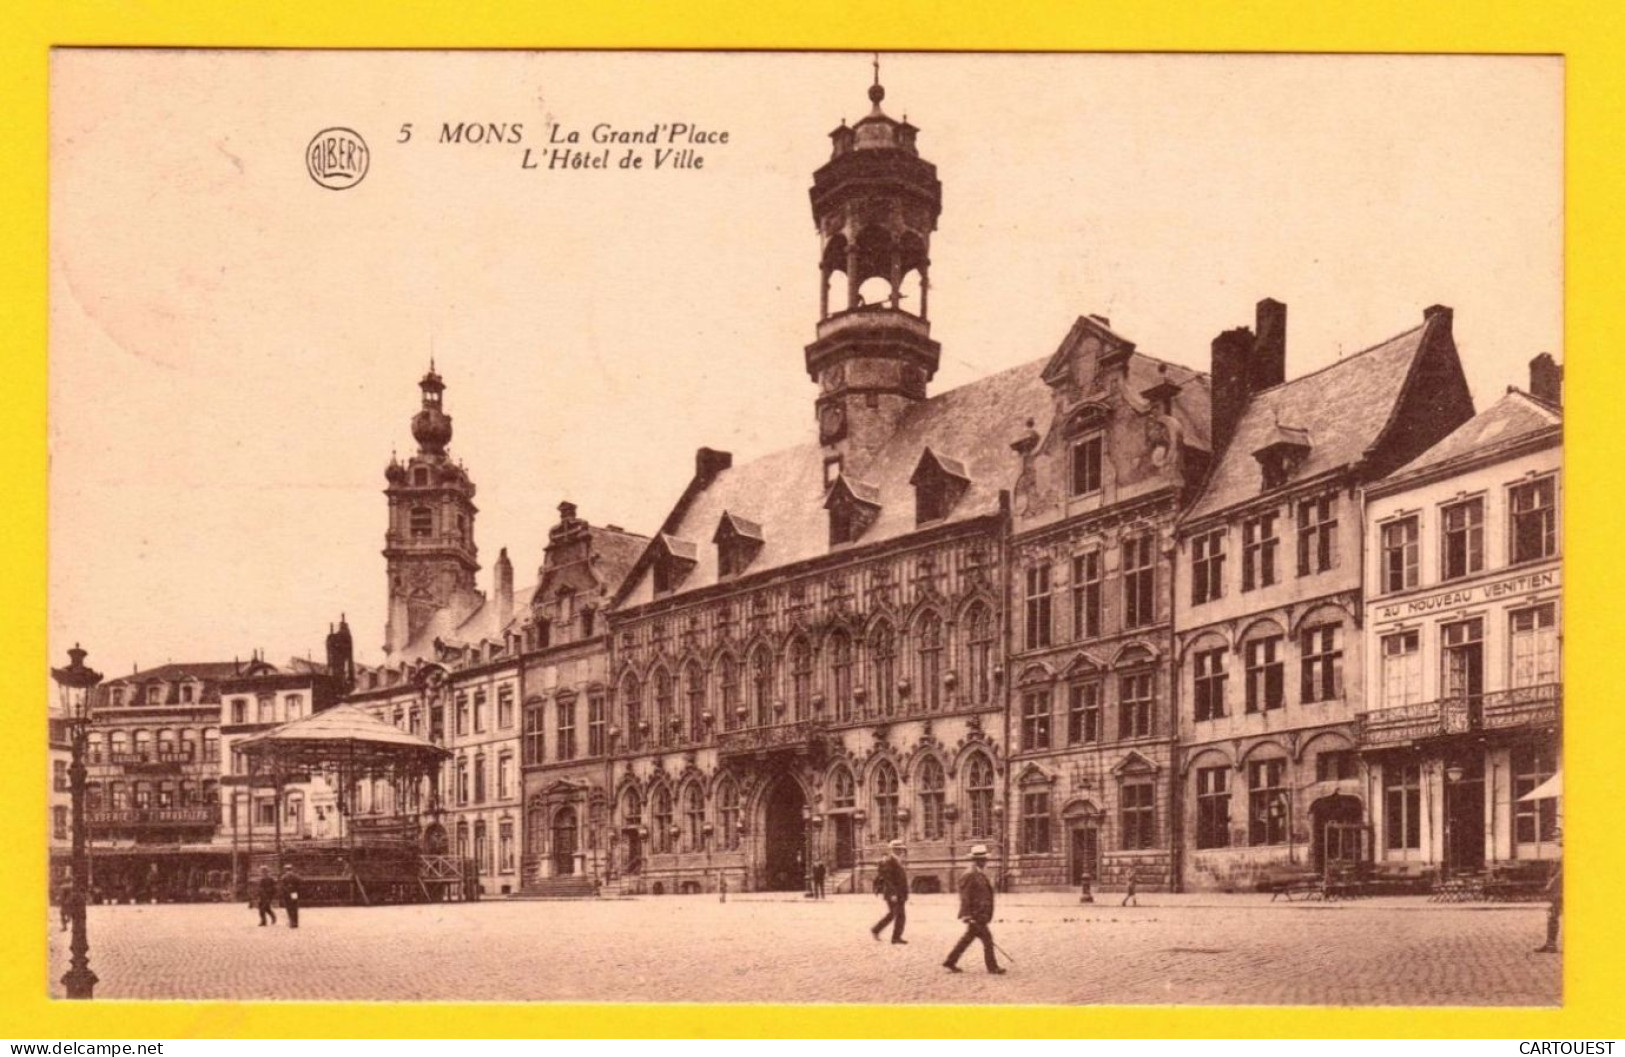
[943,844,1005,974]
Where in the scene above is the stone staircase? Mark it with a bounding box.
[521,874,598,899]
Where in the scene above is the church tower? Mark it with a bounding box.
[382,364,483,655]
[806,63,942,477]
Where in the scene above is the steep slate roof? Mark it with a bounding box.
[1389,389,1561,480]
[620,347,1209,607]
[1184,321,1433,523]
[106,662,243,685]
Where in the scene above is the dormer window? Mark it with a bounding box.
[714,512,765,579]
[825,476,882,546]
[651,534,699,596]
[909,448,970,525]
[1252,424,1311,491]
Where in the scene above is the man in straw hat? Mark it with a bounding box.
[943,844,1005,974]
[870,838,910,944]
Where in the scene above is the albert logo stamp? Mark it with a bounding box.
[306,127,369,190]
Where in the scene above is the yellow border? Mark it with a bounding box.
[5,0,1621,1038]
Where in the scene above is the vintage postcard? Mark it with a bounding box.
[45,49,1563,1010]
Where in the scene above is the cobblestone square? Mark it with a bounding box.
[46,892,1560,1006]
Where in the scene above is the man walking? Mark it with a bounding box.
[1121,865,1139,907]
[279,863,303,929]
[255,866,277,926]
[813,859,827,900]
[944,845,1004,974]
[870,839,909,944]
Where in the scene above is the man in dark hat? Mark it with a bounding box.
[255,866,277,926]
[944,844,1004,974]
[870,839,909,944]
[812,859,827,900]
[278,863,303,929]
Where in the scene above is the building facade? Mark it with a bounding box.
[1172,301,1476,891]
[1003,318,1211,891]
[518,502,646,893]
[1358,359,1563,878]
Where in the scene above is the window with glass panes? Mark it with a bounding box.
[966,606,994,705]
[456,758,469,805]
[1300,624,1344,703]
[717,780,740,850]
[1381,630,1423,707]
[1025,564,1053,649]
[1440,498,1484,580]
[918,757,946,840]
[829,633,854,719]
[1509,604,1559,687]
[685,784,706,851]
[1021,689,1052,751]
[1191,529,1225,605]
[1512,744,1559,846]
[1244,636,1284,712]
[718,655,740,729]
[455,692,469,736]
[473,755,487,803]
[652,788,674,853]
[587,693,606,756]
[1071,552,1101,639]
[655,669,675,744]
[1441,618,1484,702]
[1298,495,1339,576]
[1193,647,1227,721]
[1195,766,1230,848]
[1071,434,1102,496]
[1248,758,1287,845]
[1242,511,1279,591]
[1120,781,1155,850]
[1119,671,1153,739]
[684,662,706,737]
[1384,761,1422,850]
[869,626,896,716]
[1067,682,1100,744]
[873,763,900,841]
[915,613,943,709]
[1509,477,1557,564]
[497,753,512,799]
[499,820,515,871]
[557,698,576,761]
[1021,789,1052,853]
[622,675,643,749]
[497,685,514,729]
[1381,516,1420,592]
[1123,535,1156,628]
[966,754,995,838]
[523,702,549,761]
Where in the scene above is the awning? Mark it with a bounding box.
[1519,770,1562,802]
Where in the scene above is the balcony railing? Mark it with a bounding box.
[717,718,829,758]
[1359,683,1561,747]
[814,305,930,343]
[85,806,220,828]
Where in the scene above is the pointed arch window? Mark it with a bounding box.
[752,647,775,727]
[719,655,741,730]
[966,604,994,706]
[829,631,854,721]
[717,778,740,850]
[654,669,675,746]
[965,754,996,839]
[871,622,897,717]
[620,674,643,750]
[830,766,856,810]
[652,787,674,853]
[684,661,706,740]
[917,757,946,840]
[684,784,706,852]
[873,762,901,842]
[790,638,813,720]
[916,612,944,710]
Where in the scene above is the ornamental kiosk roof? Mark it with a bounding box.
[237,702,449,774]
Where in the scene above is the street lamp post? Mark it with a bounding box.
[53,645,103,1000]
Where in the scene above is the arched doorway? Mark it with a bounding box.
[761,778,808,892]
[552,806,579,876]
[1310,794,1365,873]
[423,822,448,855]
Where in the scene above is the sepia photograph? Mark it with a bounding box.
[44,48,1563,1009]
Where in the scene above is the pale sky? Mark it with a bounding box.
[48,50,1563,677]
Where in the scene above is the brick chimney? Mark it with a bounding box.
[494,547,514,631]
[1529,353,1563,408]
[696,447,733,482]
[1210,326,1255,457]
[1252,298,1287,391]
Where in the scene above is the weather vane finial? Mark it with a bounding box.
[868,52,886,106]
[873,52,880,87]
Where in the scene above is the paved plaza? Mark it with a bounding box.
[47,892,1560,1006]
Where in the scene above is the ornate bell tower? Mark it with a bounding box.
[382,364,483,655]
[806,63,942,475]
